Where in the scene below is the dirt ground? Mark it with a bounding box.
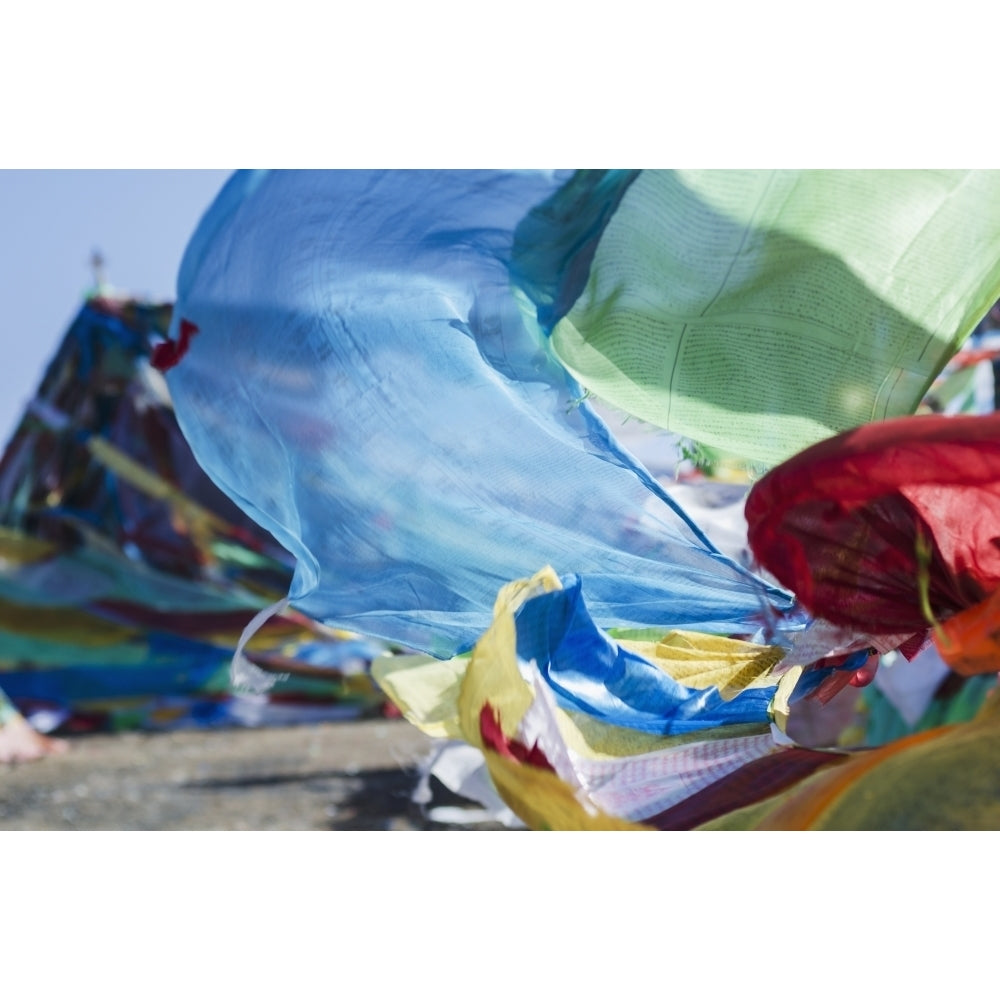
[0,718,508,831]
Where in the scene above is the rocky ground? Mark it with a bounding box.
[0,718,508,831]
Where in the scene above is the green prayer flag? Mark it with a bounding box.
[519,170,1000,466]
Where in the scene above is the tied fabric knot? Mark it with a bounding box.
[151,318,199,372]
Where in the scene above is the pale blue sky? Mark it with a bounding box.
[0,170,232,445]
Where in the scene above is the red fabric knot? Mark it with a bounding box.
[151,318,199,372]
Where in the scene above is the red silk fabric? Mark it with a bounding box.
[746,413,1000,635]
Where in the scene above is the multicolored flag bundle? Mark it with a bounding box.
[159,169,1000,828]
[0,296,385,737]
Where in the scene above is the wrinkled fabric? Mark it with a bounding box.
[373,567,837,829]
[373,564,1000,830]
[935,585,1000,675]
[513,170,1000,466]
[159,169,1000,829]
[167,170,792,657]
[746,412,1000,635]
[511,573,778,733]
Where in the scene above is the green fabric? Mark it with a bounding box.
[859,674,996,747]
[804,706,1000,830]
[531,170,1000,466]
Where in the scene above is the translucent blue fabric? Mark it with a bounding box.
[168,170,792,657]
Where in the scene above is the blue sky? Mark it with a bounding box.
[0,170,232,445]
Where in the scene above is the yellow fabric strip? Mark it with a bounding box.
[619,629,785,700]
[86,436,230,542]
[0,527,57,566]
[0,595,139,646]
[370,653,468,740]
